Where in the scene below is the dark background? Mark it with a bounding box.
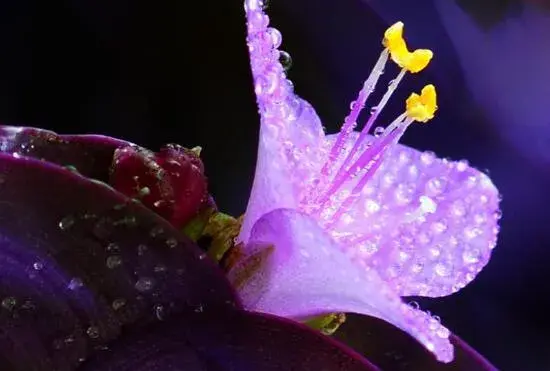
[0,0,548,369]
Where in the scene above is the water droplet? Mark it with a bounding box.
[408,301,420,310]
[463,249,481,264]
[138,187,150,197]
[149,226,164,237]
[135,277,155,292]
[456,160,469,172]
[373,126,385,137]
[68,278,84,290]
[431,221,447,234]
[165,238,178,248]
[2,297,17,310]
[279,50,292,71]
[112,298,126,311]
[137,244,148,256]
[411,262,424,273]
[370,106,379,114]
[434,263,451,277]
[364,199,380,214]
[93,218,114,240]
[53,338,64,350]
[154,265,167,273]
[86,326,100,339]
[64,165,79,174]
[21,300,35,311]
[106,255,122,269]
[267,27,282,48]
[33,262,44,271]
[154,304,165,320]
[113,204,126,211]
[420,151,435,166]
[58,216,75,230]
[451,200,467,217]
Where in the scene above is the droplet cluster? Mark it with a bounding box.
[317,134,501,297]
[0,154,239,370]
[241,0,502,364]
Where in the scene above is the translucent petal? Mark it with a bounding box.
[325,133,500,297]
[230,208,454,362]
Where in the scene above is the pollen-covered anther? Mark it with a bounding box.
[406,85,438,123]
[383,22,434,74]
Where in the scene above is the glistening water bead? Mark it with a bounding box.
[135,277,155,292]
[58,216,75,230]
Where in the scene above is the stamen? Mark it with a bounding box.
[325,69,408,196]
[319,49,389,178]
[317,113,408,208]
[327,117,414,226]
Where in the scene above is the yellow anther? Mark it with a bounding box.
[406,84,438,122]
[383,22,433,73]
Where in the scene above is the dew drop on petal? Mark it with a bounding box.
[374,126,385,137]
[279,50,292,71]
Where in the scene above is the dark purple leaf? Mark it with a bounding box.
[81,309,379,371]
[0,126,210,228]
[335,314,498,370]
[0,153,239,371]
[0,126,129,182]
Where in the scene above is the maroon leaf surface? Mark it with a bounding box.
[335,314,498,370]
[81,309,380,371]
[0,126,128,181]
[0,153,238,370]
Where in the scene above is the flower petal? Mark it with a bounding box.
[239,5,326,243]
[0,125,129,181]
[325,133,500,297]
[336,314,498,370]
[230,208,454,362]
[81,309,379,370]
[0,154,238,370]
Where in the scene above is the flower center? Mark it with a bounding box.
[301,33,437,228]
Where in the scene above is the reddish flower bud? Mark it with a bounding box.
[110,144,207,228]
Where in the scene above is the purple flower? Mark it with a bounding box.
[232,0,501,363]
[0,125,377,370]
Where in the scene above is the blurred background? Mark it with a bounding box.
[0,0,548,369]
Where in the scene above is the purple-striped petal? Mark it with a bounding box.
[81,309,379,371]
[0,153,238,370]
